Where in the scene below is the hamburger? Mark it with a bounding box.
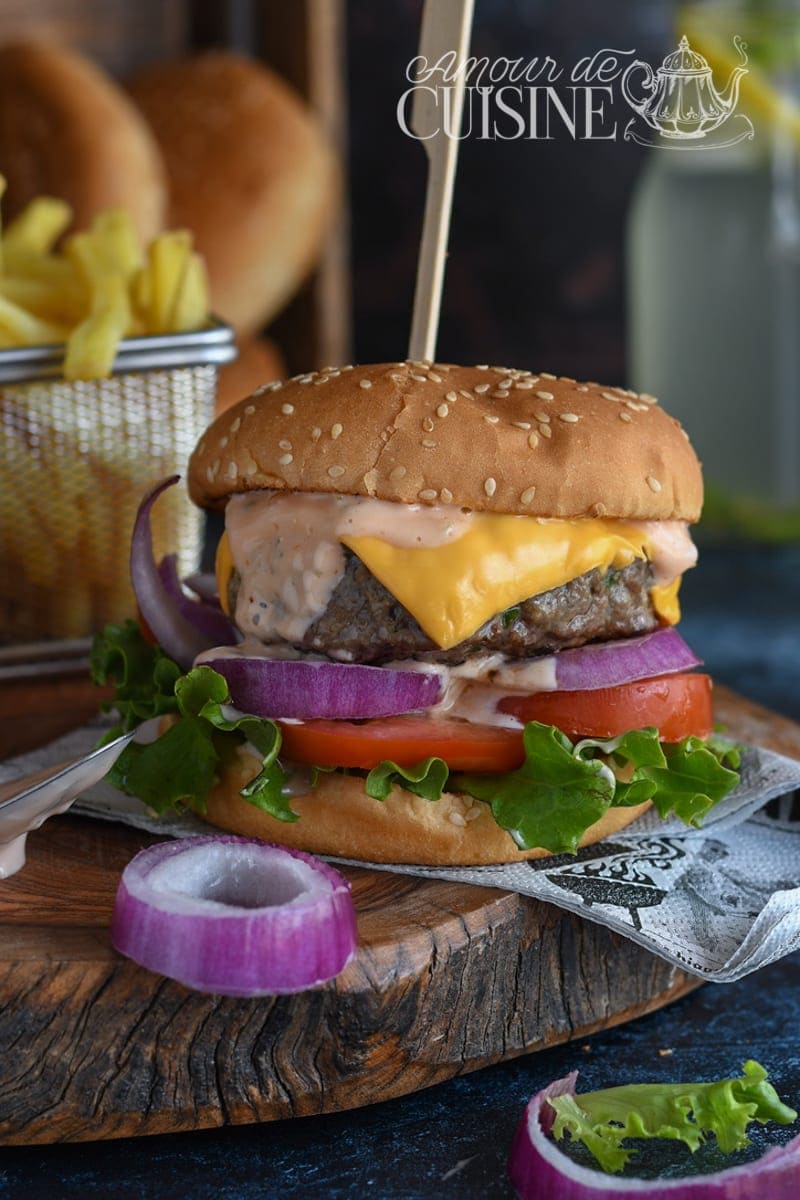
[99,362,740,866]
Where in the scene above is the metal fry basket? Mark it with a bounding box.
[0,322,236,643]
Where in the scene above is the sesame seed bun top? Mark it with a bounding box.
[188,362,703,522]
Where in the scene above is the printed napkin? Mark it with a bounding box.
[2,716,799,982]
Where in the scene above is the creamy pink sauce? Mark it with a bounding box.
[223,489,697,656]
[225,490,473,643]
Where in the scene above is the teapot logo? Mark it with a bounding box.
[622,34,754,148]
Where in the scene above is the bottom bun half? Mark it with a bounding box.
[202,747,652,866]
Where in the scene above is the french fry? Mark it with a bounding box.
[169,252,210,333]
[0,292,68,345]
[0,275,88,323]
[3,197,72,261]
[144,230,193,334]
[63,275,129,380]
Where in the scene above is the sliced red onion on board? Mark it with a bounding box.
[130,476,236,670]
[204,655,444,719]
[508,1074,800,1200]
[110,836,358,996]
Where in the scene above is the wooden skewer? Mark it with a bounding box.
[407,0,475,363]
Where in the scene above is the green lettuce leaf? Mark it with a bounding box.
[90,620,181,737]
[98,639,290,820]
[452,723,615,854]
[549,1059,797,1174]
[365,757,449,801]
[451,722,742,853]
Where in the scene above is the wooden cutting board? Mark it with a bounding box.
[0,680,797,1146]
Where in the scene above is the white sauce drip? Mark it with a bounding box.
[225,490,473,643]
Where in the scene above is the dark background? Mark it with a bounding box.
[347,0,676,380]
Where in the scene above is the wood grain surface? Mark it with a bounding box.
[0,681,794,1145]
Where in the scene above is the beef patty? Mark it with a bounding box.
[232,550,659,665]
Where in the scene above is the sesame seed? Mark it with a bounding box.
[640,392,658,405]
[245,405,256,415]
[512,421,531,430]
[411,373,428,383]
[490,391,508,399]
[528,432,540,448]
[520,486,537,504]
[540,372,557,380]
[226,462,238,479]
[440,487,453,504]
[389,465,407,480]
[464,805,483,822]
[421,438,437,448]
[476,363,489,370]
[342,364,354,371]
[601,391,621,402]
[483,414,500,425]
[428,372,442,383]
[619,411,632,423]
[278,453,293,466]
[230,417,241,434]
[391,373,404,382]
[449,811,467,826]
[206,466,215,482]
[446,390,458,402]
[539,423,552,438]
[219,436,228,448]
[536,390,554,400]
[436,403,449,418]
[211,459,220,475]
[331,423,343,439]
[313,377,329,385]
[422,417,435,432]
[297,375,313,384]
[560,376,576,383]
[328,465,346,479]
[266,379,284,390]
[515,380,534,389]
[311,426,322,440]
[475,383,491,394]
[534,410,551,423]
[419,488,438,501]
[359,378,373,389]
[278,439,292,450]
[646,475,662,493]
[484,477,497,497]
[559,412,580,423]
[459,389,473,399]
[281,403,295,414]
[577,385,589,393]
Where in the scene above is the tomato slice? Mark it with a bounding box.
[498,673,713,744]
[278,715,525,771]
[279,673,713,771]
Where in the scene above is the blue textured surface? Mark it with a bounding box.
[2,545,799,1198]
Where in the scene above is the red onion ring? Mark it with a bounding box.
[508,1074,800,1199]
[157,554,237,647]
[203,655,444,719]
[110,836,358,996]
[552,629,701,692]
[130,476,236,669]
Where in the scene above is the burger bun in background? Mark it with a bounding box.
[128,51,340,336]
[0,40,166,243]
[215,337,287,416]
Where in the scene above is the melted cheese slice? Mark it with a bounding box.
[342,517,670,650]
